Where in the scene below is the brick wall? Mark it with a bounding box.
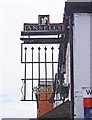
[38,91,53,117]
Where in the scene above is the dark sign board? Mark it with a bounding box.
[23,15,63,32]
[24,23,62,31]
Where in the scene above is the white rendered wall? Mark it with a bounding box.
[90,13,92,88]
[74,13,92,118]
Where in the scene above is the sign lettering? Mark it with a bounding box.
[86,90,92,95]
[24,23,62,31]
[83,87,92,98]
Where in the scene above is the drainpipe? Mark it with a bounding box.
[69,16,74,120]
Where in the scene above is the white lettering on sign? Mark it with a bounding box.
[83,87,92,98]
[24,23,62,31]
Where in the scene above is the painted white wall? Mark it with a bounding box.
[74,13,92,118]
[90,14,92,87]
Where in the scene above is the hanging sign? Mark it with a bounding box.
[23,15,62,31]
[24,23,62,31]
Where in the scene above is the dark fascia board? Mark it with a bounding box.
[20,37,68,44]
[21,30,63,36]
[64,2,92,16]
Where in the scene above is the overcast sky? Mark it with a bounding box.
[0,0,66,119]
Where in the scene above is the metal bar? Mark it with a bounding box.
[44,47,47,100]
[31,47,34,100]
[21,43,23,63]
[38,47,41,86]
[55,44,62,102]
[69,16,74,120]
[58,44,61,81]
[21,61,58,64]
[24,47,27,100]
[37,47,41,117]
[21,30,63,36]
[51,47,54,102]
[51,47,54,81]
[38,47,41,101]
[20,38,68,44]
[58,44,62,74]
[21,78,54,81]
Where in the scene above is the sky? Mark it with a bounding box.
[0,0,66,119]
